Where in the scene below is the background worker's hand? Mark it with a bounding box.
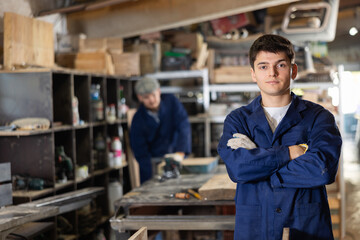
[227,133,257,150]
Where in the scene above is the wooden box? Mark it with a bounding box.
[3,12,54,69]
[213,65,253,83]
[79,37,123,53]
[75,52,114,74]
[111,52,141,76]
[0,162,12,207]
[55,53,77,68]
[124,43,156,74]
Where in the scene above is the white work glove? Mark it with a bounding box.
[227,133,257,150]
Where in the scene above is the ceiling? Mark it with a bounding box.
[30,0,360,49]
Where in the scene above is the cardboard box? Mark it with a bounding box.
[213,65,252,83]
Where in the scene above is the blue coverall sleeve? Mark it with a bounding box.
[218,111,290,184]
[270,109,342,188]
[130,115,152,183]
[172,97,191,154]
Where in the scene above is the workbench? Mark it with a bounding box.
[110,165,235,233]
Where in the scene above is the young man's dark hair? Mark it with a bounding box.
[249,34,295,69]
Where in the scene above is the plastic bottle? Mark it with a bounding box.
[118,86,128,119]
[111,137,122,166]
[108,181,123,215]
[91,84,104,121]
[107,104,116,123]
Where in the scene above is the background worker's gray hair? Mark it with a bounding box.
[135,77,160,95]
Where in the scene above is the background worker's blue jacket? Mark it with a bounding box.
[130,94,191,183]
[218,93,342,240]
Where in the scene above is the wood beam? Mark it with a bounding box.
[67,0,298,38]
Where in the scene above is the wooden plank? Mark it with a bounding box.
[207,49,215,84]
[328,196,340,209]
[3,12,54,69]
[129,226,148,240]
[282,228,289,240]
[10,222,54,239]
[126,109,140,189]
[198,174,236,201]
[191,42,208,70]
[0,206,58,232]
[66,0,298,38]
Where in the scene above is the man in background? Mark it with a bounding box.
[130,77,191,183]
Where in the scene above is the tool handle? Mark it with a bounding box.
[174,192,190,199]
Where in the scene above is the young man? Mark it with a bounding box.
[217,34,342,239]
[130,77,191,183]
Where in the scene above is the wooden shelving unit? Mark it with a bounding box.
[0,69,131,239]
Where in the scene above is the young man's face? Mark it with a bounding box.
[251,51,297,99]
[137,88,161,111]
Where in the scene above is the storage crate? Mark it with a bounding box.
[213,66,252,83]
[111,52,141,76]
[75,52,114,74]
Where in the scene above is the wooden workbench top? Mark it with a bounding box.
[114,164,232,209]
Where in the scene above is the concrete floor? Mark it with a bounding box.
[343,137,360,240]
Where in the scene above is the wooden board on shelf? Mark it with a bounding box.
[3,12,54,69]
